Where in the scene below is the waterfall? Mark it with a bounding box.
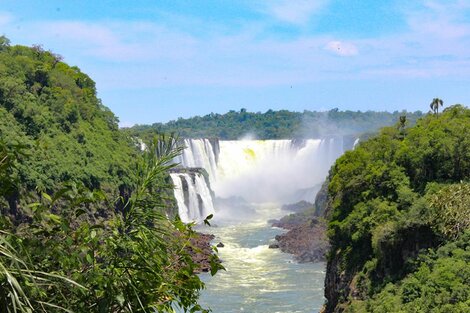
[174,139,219,184]
[172,137,356,222]
[170,172,215,224]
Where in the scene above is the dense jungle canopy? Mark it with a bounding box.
[324,104,470,312]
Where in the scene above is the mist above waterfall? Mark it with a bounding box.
[213,139,344,203]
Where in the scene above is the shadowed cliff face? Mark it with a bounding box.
[322,225,440,313]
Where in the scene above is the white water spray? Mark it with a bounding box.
[172,137,355,222]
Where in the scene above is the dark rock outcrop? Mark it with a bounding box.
[313,179,330,217]
[272,204,330,263]
[273,217,329,263]
[169,166,215,202]
[281,200,313,213]
[187,232,216,273]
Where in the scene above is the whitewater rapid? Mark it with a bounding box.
[197,204,325,313]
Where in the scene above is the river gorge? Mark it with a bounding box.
[170,137,357,312]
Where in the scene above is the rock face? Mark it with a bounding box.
[187,232,216,273]
[281,200,313,213]
[273,216,329,263]
[313,180,330,217]
[271,184,334,263]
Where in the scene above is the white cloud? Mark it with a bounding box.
[406,0,470,39]
[264,0,329,25]
[34,21,147,61]
[118,120,136,128]
[324,41,358,56]
[0,12,13,27]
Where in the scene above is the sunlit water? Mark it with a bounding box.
[195,203,325,313]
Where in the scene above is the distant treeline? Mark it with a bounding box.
[130,108,424,140]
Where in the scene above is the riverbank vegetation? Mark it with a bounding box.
[324,104,470,312]
[0,37,221,312]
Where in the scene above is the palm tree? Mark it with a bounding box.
[430,98,444,115]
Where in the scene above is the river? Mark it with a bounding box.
[196,203,325,313]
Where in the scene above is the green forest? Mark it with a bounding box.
[0,37,222,312]
[130,109,424,140]
[324,105,470,312]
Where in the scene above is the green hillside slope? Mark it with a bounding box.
[323,105,470,312]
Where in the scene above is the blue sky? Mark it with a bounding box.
[1,0,469,126]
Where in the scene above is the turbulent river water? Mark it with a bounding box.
[196,204,325,313]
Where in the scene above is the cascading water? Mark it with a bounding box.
[174,139,219,184]
[174,137,351,207]
[170,172,215,223]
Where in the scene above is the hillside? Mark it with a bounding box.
[322,105,470,312]
[0,38,222,312]
[0,36,137,196]
[130,108,424,140]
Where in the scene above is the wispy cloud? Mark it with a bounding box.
[2,1,470,89]
[262,0,329,25]
[324,41,358,56]
[0,11,13,27]
[36,21,142,61]
[405,0,470,39]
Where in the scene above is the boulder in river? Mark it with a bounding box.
[272,208,330,263]
[187,232,218,273]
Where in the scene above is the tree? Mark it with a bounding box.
[430,98,444,115]
[0,36,10,50]
[398,115,407,138]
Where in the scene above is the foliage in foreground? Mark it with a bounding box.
[349,230,470,313]
[0,137,221,312]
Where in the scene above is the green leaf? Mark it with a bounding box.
[47,214,61,224]
[203,214,213,226]
[86,253,93,264]
[116,294,125,306]
[74,208,86,218]
[42,192,52,202]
